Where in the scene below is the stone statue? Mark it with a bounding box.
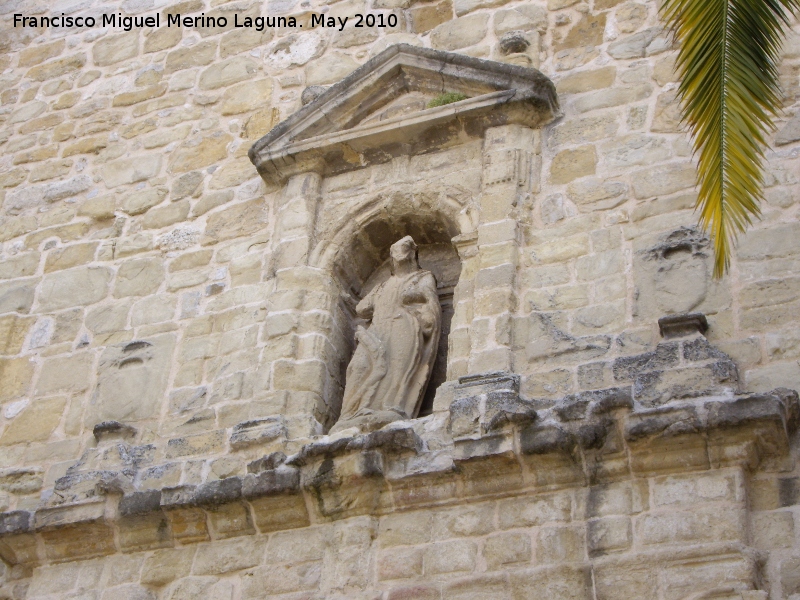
[331,236,442,433]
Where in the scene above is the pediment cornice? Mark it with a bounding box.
[249,44,560,184]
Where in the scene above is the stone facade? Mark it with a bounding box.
[0,0,799,597]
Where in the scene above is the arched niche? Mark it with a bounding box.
[323,206,463,426]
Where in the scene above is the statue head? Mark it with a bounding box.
[390,236,418,273]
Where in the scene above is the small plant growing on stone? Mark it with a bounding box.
[427,92,469,108]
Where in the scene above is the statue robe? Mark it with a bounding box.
[336,268,441,429]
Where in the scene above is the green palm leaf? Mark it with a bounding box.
[660,0,799,276]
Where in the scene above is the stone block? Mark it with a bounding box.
[587,516,631,555]
[249,494,309,533]
[661,557,755,600]
[557,13,606,50]
[430,14,489,50]
[573,83,653,113]
[101,155,162,188]
[631,162,696,199]
[556,67,616,95]
[751,510,795,549]
[166,430,226,459]
[305,52,361,86]
[241,562,321,597]
[27,54,86,81]
[498,492,572,528]
[593,561,657,600]
[537,525,585,563]
[0,315,34,354]
[92,335,175,423]
[202,198,266,244]
[608,28,661,59]
[140,547,195,586]
[141,200,190,230]
[19,40,65,67]
[636,505,744,545]
[170,133,232,173]
[423,539,477,575]
[44,242,98,273]
[115,258,165,298]
[38,266,111,311]
[0,397,66,445]
[410,0,453,33]
[510,565,593,600]
[483,532,531,569]
[199,57,259,91]
[550,146,597,184]
[378,546,424,581]
[165,41,217,72]
[93,32,139,66]
[652,471,740,507]
[193,536,266,575]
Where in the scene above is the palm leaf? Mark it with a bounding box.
[660,0,799,276]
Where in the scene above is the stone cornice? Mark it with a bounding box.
[248,44,560,184]
[0,384,796,567]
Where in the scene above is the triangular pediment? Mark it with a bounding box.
[249,44,559,184]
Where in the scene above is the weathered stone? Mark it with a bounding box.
[0,358,34,402]
[199,57,259,91]
[202,198,266,244]
[430,14,489,50]
[0,252,39,280]
[220,80,273,115]
[556,67,616,95]
[93,32,140,66]
[566,178,627,211]
[602,134,671,168]
[650,91,683,133]
[550,146,597,184]
[169,133,232,173]
[44,243,97,273]
[101,156,162,188]
[26,54,86,81]
[165,41,217,72]
[220,27,273,58]
[19,40,65,68]
[0,315,34,354]
[572,83,653,112]
[410,0,454,33]
[38,267,112,311]
[631,162,696,199]
[608,28,660,59]
[557,14,606,50]
[141,200,190,230]
[550,114,619,147]
[0,397,67,446]
[114,258,165,298]
[305,53,361,86]
[92,335,176,423]
[112,84,167,108]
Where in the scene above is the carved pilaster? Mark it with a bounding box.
[472,125,541,373]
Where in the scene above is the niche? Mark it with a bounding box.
[329,211,462,424]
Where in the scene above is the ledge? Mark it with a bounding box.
[0,384,796,567]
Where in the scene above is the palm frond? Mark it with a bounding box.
[660,0,799,276]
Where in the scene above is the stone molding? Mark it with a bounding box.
[0,385,796,567]
[248,44,559,184]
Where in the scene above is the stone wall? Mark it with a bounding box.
[1,0,800,596]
